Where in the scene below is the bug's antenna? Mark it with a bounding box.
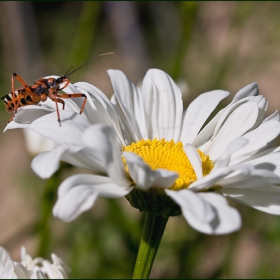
[64,66,74,77]
[66,52,114,77]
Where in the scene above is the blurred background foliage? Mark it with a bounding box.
[1,1,280,278]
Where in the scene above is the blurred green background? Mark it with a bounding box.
[1,1,280,278]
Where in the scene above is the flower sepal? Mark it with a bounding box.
[126,187,181,217]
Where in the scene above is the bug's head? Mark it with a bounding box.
[56,76,70,90]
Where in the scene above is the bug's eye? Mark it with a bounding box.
[57,77,63,83]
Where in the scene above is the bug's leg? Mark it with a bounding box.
[12,73,29,87]
[7,113,15,123]
[55,98,61,127]
[50,97,65,110]
[12,73,29,113]
[50,97,65,126]
[11,74,16,113]
[57,93,87,114]
[59,79,70,90]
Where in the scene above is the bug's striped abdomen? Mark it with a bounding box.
[1,88,40,113]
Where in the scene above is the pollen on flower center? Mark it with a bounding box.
[122,138,213,190]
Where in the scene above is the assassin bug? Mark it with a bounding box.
[1,52,113,126]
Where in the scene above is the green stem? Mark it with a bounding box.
[36,171,60,257]
[133,213,169,279]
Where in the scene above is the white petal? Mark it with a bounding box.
[23,129,58,156]
[218,168,280,189]
[4,120,30,132]
[31,145,106,179]
[246,151,280,176]
[74,82,125,145]
[214,138,248,169]
[263,110,280,122]
[197,192,241,234]
[230,120,280,164]
[231,82,259,103]
[53,174,131,222]
[30,269,47,279]
[14,263,31,279]
[82,124,131,188]
[15,104,55,119]
[194,95,263,150]
[29,110,91,144]
[191,110,223,148]
[50,254,70,277]
[111,94,134,144]
[41,261,64,279]
[184,144,202,179]
[3,106,55,132]
[179,90,230,144]
[166,189,215,222]
[166,190,241,234]
[188,164,253,191]
[207,101,259,160]
[141,69,183,141]
[107,69,147,141]
[248,96,268,130]
[222,186,280,215]
[0,248,16,279]
[123,152,178,190]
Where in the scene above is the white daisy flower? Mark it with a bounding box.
[0,246,70,279]
[5,69,280,235]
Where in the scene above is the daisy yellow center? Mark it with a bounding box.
[123,138,213,190]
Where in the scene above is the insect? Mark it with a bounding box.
[1,52,113,126]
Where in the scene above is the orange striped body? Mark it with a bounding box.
[1,86,41,113]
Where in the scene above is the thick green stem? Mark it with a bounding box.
[36,171,60,257]
[133,213,169,279]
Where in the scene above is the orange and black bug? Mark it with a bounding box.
[1,52,113,126]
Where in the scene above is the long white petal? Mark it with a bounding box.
[29,110,91,145]
[188,164,254,191]
[3,106,55,132]
[222,186,280,215]
[184,144,202,179]
[166,190,241,234]
[107,69,147,141]
[179,90,230,144]
[218,168,280,189]
[82,124,131,188]
[74,82,125,145]
[53,174,131,222]
[231,82,259,103]
[111,94,134,145]
[194,95,263,149]
[141,69,183,141]
[246,151,280,176]
[166,189,215,222]
[207,101,259,160]
[23,129,58,156]
[263,110,280,122]
[31,145,106,179]
[214,138,248,169]
[230,120,280,164]
[123,152,178,190]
